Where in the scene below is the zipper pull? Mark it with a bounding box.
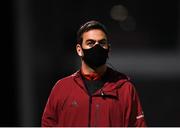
[100,89,105,96]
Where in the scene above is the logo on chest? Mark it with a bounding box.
[71,100,78,108]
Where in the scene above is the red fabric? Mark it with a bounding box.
[42,68,147,127]
[80,69,101,80]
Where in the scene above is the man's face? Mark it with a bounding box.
[81,29,109,49]
[76,29,110,58]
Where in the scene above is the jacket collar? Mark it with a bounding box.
[72,67,129,98]
[73,70,89,94]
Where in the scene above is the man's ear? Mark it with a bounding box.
[76,44,83,57]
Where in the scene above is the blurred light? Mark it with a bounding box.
[108,51,180,78]
[110,5,136,31]
[110,5,128,22]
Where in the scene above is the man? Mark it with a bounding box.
[41,20,147,127]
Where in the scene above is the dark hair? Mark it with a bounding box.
[77,20,108,45]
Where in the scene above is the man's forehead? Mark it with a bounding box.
[82,29,107,40]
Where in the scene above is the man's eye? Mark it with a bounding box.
[99,41,105,44]
[87,41,95,46]
[99,41,107,45]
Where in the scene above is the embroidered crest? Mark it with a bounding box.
[71,100,78,107]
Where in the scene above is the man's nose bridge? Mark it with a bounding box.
[95,41,99,45]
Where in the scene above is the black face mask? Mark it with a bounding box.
[82,44,109,69]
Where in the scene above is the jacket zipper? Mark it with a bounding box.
[88,96,92,127]
[94,104,100,126]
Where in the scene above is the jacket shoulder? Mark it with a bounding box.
[107,67,130,82]
[57,73,76,83]
[51,71,79,92]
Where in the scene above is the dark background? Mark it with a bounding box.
[3,0,180,126]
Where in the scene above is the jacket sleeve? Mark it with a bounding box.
[41,82,60,127]
[128,83,147,127]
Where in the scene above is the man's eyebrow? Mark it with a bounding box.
[99,39,107,41]
[85,39,96,42]
[85,39,107,42]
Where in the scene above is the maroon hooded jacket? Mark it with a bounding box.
[42,67,146,127]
